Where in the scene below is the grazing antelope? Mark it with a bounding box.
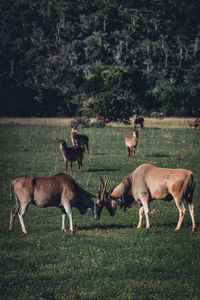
[9,174,113,234]
[71,126,89,153]
[58,139,84,172]
[131,114,144,128]
[125,128,138,157]
[189,117,200,130]
[101,163,196,231]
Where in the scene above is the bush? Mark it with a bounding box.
[148,84,200,117]
[91,91,138,124]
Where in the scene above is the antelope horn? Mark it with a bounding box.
[101,178,108,202]
[98,180,101,193]
[103,178,108,191]
[99,177,104,188]
[107,185,116,195]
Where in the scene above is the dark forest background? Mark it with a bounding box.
[1,0,200,118]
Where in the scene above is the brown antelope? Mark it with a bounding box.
[71,126,89,153]
[189,117,200,130]
[58,139,84,172]
[131,114,144,128]
[9,174,114,234]
[125,128,138,157]
[101,163,196,231]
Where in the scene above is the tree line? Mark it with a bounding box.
[0,0,200,120]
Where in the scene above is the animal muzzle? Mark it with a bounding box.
[93,208,100,220]
[93,213,100,220]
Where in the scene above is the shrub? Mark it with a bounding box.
[91,91,138,124]
[148,84,200,117]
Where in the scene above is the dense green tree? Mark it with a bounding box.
[149,84,200,116]
[91,91,138,124]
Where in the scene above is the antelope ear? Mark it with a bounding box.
[133,130,137,137]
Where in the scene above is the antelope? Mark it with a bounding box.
[101,163,196,231]
[131,114,144,128]
[9,174,113,234]
[71,126,89,153]
[125,128,138,157]
[58,139,84,172]
[189,117,200,130]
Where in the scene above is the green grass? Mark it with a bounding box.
[0,120,200,300]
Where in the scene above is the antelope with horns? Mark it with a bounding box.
[9,174,112,234]
[125,127,138,157]
[58,139,84,172]
[101,163,196,231]
[71,125,89,153]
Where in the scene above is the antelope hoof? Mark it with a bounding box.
[62,229,73,234]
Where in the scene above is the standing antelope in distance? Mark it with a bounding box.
[100,163,196,231]
[9,174,109,234]
[71,125,89,153]
[125,127,138,157]
[58,139,84,172]
[131,114,144,128]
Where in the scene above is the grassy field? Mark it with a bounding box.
[0,118,200,300]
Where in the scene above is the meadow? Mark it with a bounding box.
[0,118,200,300]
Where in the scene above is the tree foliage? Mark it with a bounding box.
[150,84,200,116]
[91,91,138,124]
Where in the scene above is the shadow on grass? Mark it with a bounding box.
[77,222,199,232]
[57,165,119,173]
[146,153,172,158]
[86,168,119,172]
[78,224,134,231]
[92,152,121,156]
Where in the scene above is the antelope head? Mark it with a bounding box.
[98,177,117,217]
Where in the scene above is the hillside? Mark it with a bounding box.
[0,0,200,117]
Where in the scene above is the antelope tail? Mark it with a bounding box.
[185,173,195,203]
